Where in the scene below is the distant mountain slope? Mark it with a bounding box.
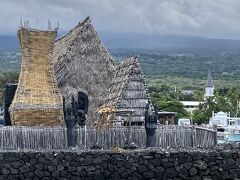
[99,32,240,49]
[0,31,67,50]
[1,33,240,50]
[0,36,19,50]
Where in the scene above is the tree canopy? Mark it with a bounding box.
[0,70,19,105]
[192,87,240,124]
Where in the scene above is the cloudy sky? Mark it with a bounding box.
[1,0,240,39]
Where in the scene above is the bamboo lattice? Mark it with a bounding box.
[10,27,64,126]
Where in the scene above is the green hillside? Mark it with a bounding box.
[1,48,240,91]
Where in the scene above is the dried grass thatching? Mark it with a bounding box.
[10,28,64,126]
[53,17,115,125]
[102,56,151,126]
[96,106,117,129]
[53,17,151,127]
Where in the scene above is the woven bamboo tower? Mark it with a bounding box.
[10,27,64,126]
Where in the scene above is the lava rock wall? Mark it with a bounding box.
[0,149,239,179]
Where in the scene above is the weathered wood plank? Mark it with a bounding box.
[0,125,217,150]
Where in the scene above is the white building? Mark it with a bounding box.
[209,111,228,131]
[179,70,214,113]
[204,69,214,98]
[180,101,202,112]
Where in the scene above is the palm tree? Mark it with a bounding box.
[214,91,231,113]
[193,96,216,124]
[227,87,240,117]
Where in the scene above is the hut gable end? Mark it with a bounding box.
[105,56,151,126]
[53,17,115,125]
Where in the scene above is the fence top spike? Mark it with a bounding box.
[48,20,51,30]
[20,17,23,28]
[55,22,59,31]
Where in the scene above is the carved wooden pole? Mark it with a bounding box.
[145,104,157,147]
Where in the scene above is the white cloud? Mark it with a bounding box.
[1,0,240,38]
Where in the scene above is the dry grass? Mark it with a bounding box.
[53,17,115,126]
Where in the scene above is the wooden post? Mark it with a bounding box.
[84,125,87,149]
[213,125,218,146]
[128,111,132,145]
[191,126,197,148]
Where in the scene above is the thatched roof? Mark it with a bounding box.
[106,56,139,106]
[53,17,115,125]
[103,56,151,125]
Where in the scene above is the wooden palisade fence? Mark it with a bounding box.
[0,125,217,150]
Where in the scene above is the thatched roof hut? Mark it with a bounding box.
[54,17,152,126]
[53,17,115,125]
[100,56,151,127]
[10,27,64,126]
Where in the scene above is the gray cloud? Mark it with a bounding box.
[1,0,240,38]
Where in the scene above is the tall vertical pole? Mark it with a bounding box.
[84,125,87,149]
[128,110,132,145]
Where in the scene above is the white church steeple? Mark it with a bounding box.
[204,69,214,98]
